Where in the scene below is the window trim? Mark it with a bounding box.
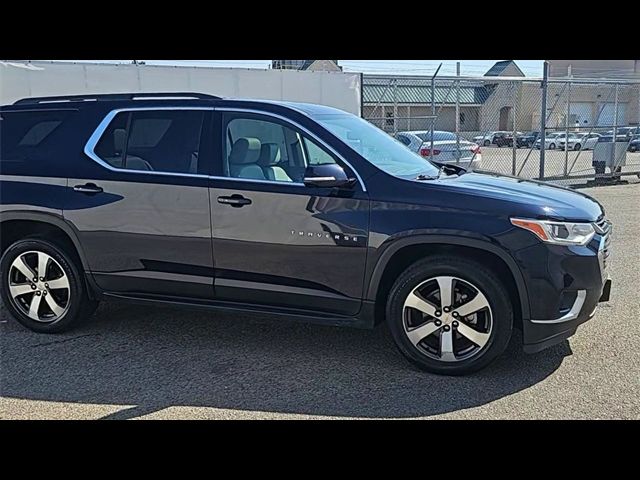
[84,107,213,179]
[84,106,366,191]
[215,108,366,191]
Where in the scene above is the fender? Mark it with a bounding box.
[0,210,91,272]
[366,234,531,321]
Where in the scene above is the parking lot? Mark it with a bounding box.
[1,183,638,420]
[479,146,640,182]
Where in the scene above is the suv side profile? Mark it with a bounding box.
[0,93,612,375]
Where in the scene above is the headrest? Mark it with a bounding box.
[229,137,261,165]
[113,128,127,153]
[258,143,281,167]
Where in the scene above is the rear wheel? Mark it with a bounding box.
[483,140,490,146]
[549,143,556,150]
[386,256,513,375]
[574,143,581,151]
[1,238,98,333]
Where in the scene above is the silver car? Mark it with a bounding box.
[395,130,482,170]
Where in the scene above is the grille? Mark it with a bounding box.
[594,218,612,270]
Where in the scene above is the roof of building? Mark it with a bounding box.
[484,60,525,77]
[362,83,489,105]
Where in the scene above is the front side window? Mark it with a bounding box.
[94,110,204,174]
[223,115,338,183]
[315,113,440,179]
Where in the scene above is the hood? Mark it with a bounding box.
[427,172,604,222]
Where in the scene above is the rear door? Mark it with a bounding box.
[209,110,370,316]
[64,107,216,299]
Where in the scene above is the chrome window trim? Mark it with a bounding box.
[84,107,214,179]
[218,107,367,191]
[84,106,367,191]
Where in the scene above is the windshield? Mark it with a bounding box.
[315,114,440,178]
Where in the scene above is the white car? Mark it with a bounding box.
[472,131,508,147]
[559,133,601,151]
[396,130,482,170]
[534,132,565,150]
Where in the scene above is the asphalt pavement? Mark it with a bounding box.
[1,183,638,419]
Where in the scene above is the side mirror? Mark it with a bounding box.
[303,164,357,189]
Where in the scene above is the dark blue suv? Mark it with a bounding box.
[0,93,612,375]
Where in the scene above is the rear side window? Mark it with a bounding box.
[0,110,73,162]
[93,110,205,174]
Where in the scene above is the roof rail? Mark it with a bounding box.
[13,92,222,105]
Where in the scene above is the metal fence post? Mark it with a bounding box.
[539,62,549,180]
[564,79,571,176]
[392,78,398,135]
[455,62,461,164]
[430,64,442,158]
[512,82,518,176]
[612,84,620,176]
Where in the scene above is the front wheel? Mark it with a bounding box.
[549,143,556,150]
[0,238,98,333]
[386,256,513,375]
[574,143,581,151]
[483,140,490,146]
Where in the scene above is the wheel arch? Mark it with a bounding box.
[0,212,95,289]
[367,235,530,325]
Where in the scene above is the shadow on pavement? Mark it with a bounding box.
[0,301,571,419]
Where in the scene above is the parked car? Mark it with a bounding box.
[606,126,640,140]
[514,131,540,148]
[628,135,640,152]
[534,132,565,150]
[0,93,612,376]
[472,131,509,147]
[559,133,601,151]
[493,132,517,147]
[395,130,481,170]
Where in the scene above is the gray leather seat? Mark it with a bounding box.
[229,137,265,180]
[258,143,292,182]
[106,128,154,171]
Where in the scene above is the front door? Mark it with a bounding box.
[65,108,215,299]
[209,111,369,316]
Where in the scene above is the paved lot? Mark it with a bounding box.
[479,146,640,183]
[1,184,639,420]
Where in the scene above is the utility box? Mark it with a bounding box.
[593,139,627,167]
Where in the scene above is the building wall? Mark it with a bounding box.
[0,61,361,115]
[548,60,640,79]
[362,105,480,132]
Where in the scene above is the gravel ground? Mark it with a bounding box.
[1,183,639,420]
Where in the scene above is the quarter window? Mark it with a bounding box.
[94,110,205,174]
[0,110,73,162]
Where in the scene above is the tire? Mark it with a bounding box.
[574,143,581,151]
[483,140,490,147]
[386,256,513,375]
[549,143,556,150]
[0,238,98,333]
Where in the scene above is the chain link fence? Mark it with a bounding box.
[362,72,640,186]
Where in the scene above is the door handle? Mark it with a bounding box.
[217,195,252,207]
[73,183,103,194]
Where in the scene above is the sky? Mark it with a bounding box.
[58,60,545,77]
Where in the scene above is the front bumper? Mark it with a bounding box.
[522,277,611,353]
[515,226,612,353]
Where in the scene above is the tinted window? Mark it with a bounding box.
[0,110,73,162]
[94,110,205,174]
[396,134,412,146]
[223,115,338,183]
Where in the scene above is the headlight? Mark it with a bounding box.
[511,218,595,245]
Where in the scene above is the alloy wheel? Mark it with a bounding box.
[402,276,493,362]
[7,250,71,322]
